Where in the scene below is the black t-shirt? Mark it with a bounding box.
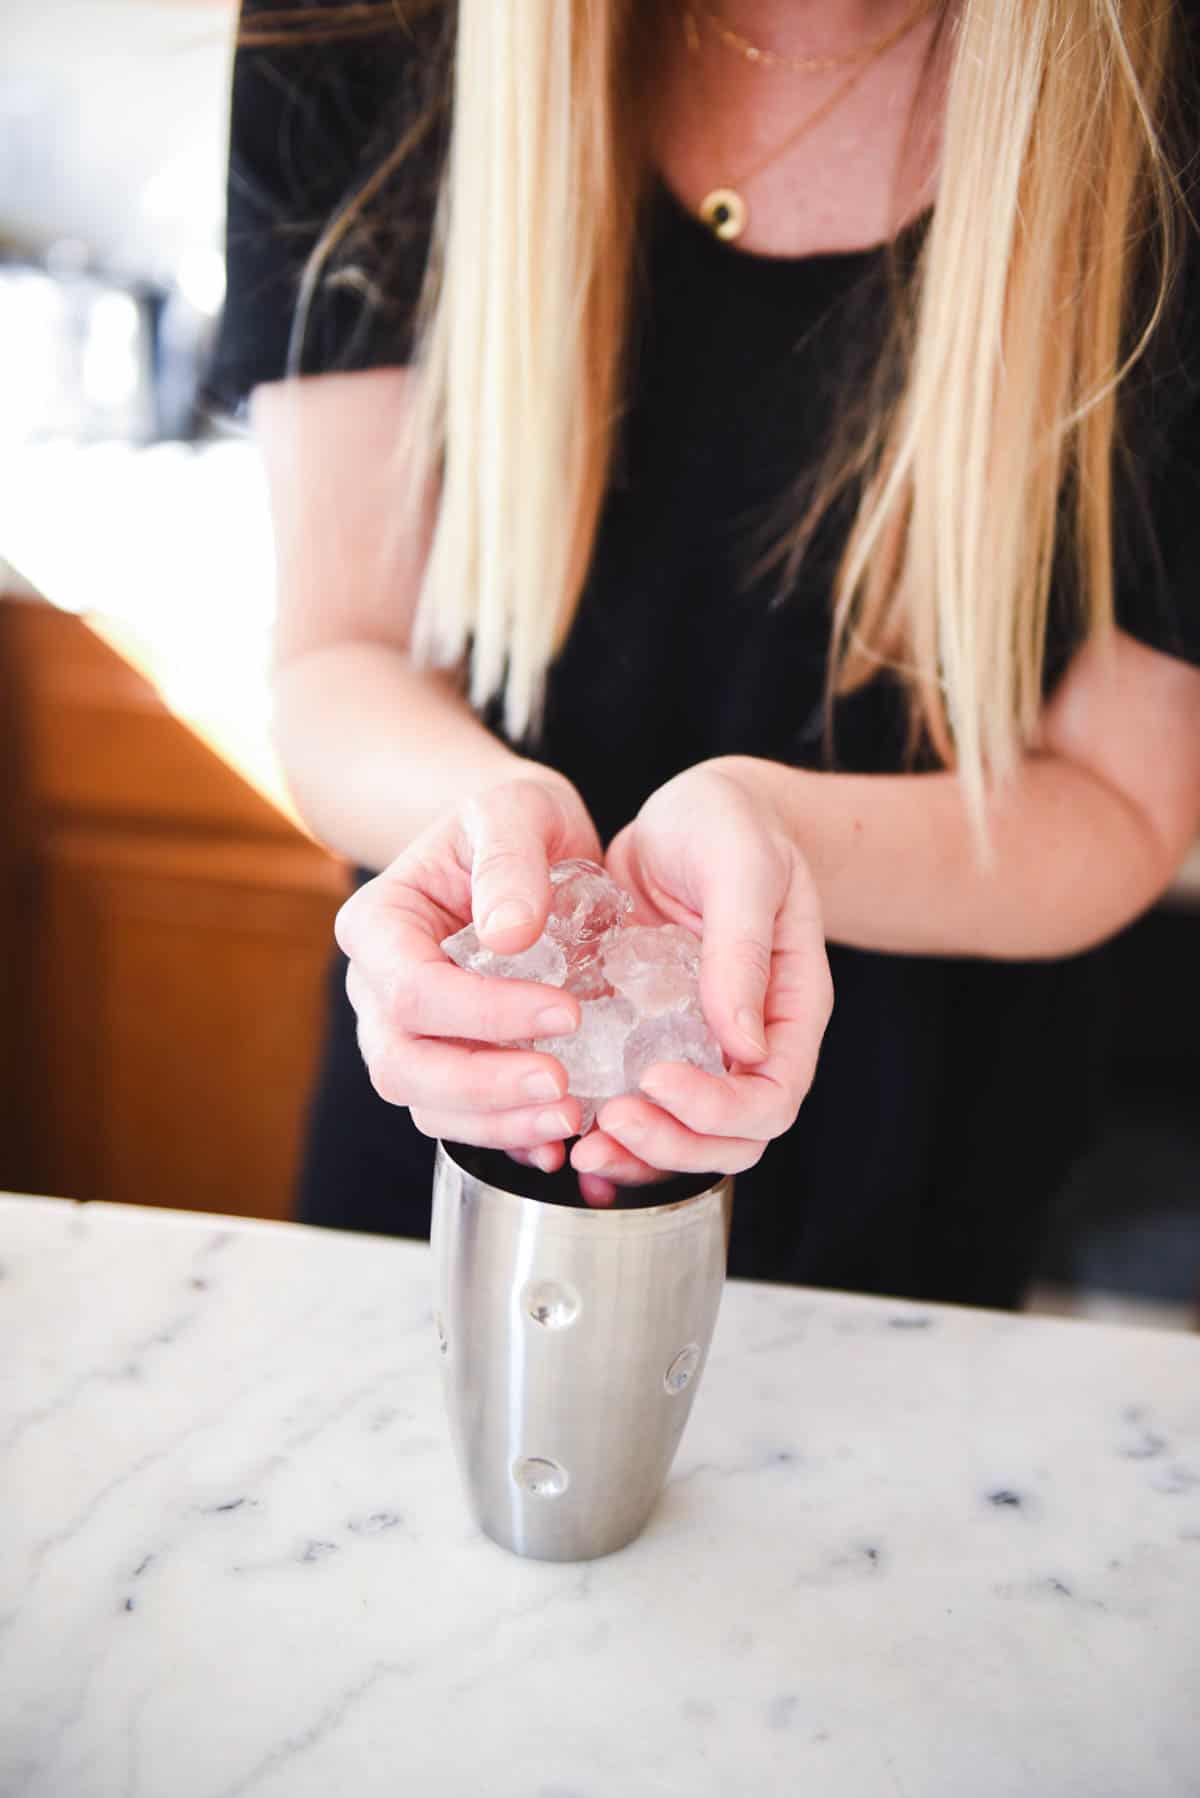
[210,3,1200,1305]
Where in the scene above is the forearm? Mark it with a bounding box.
[715,753,1179,960]
[272,641,563,870]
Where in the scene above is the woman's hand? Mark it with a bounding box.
[336,772,603,1174]
[571,760,833,1201]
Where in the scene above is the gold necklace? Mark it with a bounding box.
[694,0,934,74]
[684,0,937,242]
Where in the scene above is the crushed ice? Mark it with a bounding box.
[441,858,725,1132]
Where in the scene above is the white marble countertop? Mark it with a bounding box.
[2,1195,1198,1798]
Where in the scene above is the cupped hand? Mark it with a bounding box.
[336,771,603,1174]
[571,760,833,1200]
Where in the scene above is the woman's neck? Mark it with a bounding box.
[697,0,927,58]
[655,0,948,258]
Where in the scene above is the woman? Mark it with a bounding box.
[210,0,1200,1307]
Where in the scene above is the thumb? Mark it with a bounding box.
[603,824,662,926]
[461,780,564,954]
[697,835,789,1065]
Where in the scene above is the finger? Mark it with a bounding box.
[423,963,581,1046]
[344,955,369,1021]
[596,1097,766,1177]
[603,825,665,926]
[458,781,566,953]
[336,870,460,968]
[579,1175,618,1207]
[509,1144,568,1176]
[364,1036,570,1113]
[570,1131,665,1186]
[352,907,580,1044]
[634,1060,797,1143]
[636,939,830,1137]
[409,1098,582,1150]
[695,838,791,1067]
[339,861,581,1044]
[340,880,569,1038]
[744,927,834,1112]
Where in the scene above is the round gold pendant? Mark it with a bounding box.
[699,187,746,243]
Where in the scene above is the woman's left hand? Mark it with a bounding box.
[570,760,834,1203]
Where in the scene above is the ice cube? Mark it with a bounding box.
[536,994,636,1106]
[623,1009,725,1091]
[441,923,567,987]
[444,871,725,1138]
[545,859,633,946]
[561,952,614,1001]
[540,859,631,1001]
[601,923,701,1016]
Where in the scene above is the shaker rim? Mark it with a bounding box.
[436,1141,731,1238]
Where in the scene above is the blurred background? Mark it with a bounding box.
[0,0,350,1246]
[0,0,1195,1325]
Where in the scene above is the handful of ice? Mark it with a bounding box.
[441,859,725,1132]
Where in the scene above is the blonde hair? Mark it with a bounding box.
[279,0,1184,827]
[409,0,642,735]
[831,0,1179,826]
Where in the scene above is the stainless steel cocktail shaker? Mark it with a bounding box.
[432,1142,733,1562]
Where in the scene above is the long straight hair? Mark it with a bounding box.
[408,0,644,739]
[261,0,1184,830]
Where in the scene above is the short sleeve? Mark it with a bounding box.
[1111,46,1200,667]
[204,0,446,417]
[1111,262,1200,668]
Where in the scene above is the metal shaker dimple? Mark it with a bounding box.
[432,1142,733,1562]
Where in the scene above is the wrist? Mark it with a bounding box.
[463,752,571,803]
[505,758,588,821]
[703,754,806,833]
[509,758,580,799]
[484,759,597,854]
[703,757,836,898]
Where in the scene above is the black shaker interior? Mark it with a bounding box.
[443,1142,721,1209]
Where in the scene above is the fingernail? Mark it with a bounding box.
[521,1071,562,1102]
[736,1007,768,1055]
[580,1175,617,1208]
[536,1110,572,1137]
[532,1146,558,1174]
[533,1006,576,1037]
[483,900,534,938]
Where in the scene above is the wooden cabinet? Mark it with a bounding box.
[0,596,350,1220]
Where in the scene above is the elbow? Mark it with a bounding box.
[1039,629,1200,947]
[268,654,309,772]
[267,653,343,850]
[1102,768,1200,930]
[1036,797,1195,961]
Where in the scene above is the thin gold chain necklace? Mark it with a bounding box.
[684,0,937,241]
[693,0,933,74]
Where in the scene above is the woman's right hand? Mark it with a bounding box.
[335,771,603,1174]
